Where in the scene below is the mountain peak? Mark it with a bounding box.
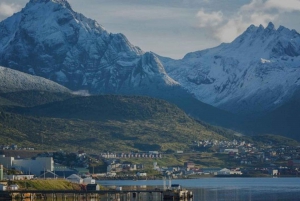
[245,24,257,33]
[265,22,275,31]
[0,0,177,95]
[30,0,67,4]
[29,0,71,9]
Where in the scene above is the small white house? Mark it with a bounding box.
[217,168,242,175]
[116,186,122,191]
[230,169,242,175]
[106,172,116,177]
[9,184,19,190]
[0,184,7,191]
[66,174,83,184]
[83,177,95,184]
[217,168,231,175]
[272,169,278,176]
[136,172,147,177]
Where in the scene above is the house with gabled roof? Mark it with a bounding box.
[66,174,83,184]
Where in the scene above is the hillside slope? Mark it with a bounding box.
[243,90,300,140]
[0,66,71,94]
[1,95,230,152]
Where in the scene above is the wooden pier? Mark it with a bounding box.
[0,189,193,201]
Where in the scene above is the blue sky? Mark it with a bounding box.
[1,0,300,59]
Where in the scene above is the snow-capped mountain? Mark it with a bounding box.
[0,0,238,127]
[0,66,70,93]
[160,22,300,114]
[0,0,178,94]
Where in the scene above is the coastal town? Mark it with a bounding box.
[0,137,299,187]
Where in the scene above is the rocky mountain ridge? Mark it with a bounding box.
[0,0,177,94]
[160,22,300,114]
[0,0,237,128]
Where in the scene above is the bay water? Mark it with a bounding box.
[98,177,300,201]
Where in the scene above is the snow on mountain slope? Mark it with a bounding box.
[0,0,239,127]
[161,22,300,114]
[0,66,70,93]
[0,0,178,94]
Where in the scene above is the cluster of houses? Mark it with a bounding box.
[99,151,162,159]
[191,139,251,150]
[99,158,147,178]
[192,139,300,167]
[223,144,300,166]
[0,144,34,151]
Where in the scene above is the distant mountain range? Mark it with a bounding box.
[160,22,300,115]
[0,0,237,128]
[0,0,300,141]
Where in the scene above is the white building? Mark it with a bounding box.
[9,185,19,190]
[217,168,242,175]
[13,157,54,176]
[217,168,231,175]
[136,172,147,177]
[0,184,7,191]
[83,177,95,184]
[4,175,34,180]
[0,155,54,176]
[66,174,83,184]
[0,155,14,168]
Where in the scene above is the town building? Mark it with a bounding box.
[0,155,53,175]
[66,174,83,184]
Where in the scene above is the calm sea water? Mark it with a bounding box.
[98,177,300,201]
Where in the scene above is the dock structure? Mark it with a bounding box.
[0,189,193,200]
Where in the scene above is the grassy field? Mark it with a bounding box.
[13,179,80,190]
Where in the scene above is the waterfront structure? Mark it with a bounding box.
[0,155,53,176]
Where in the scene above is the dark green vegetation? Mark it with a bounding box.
[0,90,75,107]
[0,90,234,152]
[0,90,298,154]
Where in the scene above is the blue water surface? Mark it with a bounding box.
[98,177,300,201]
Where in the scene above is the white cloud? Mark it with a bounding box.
[196,0,300,43]
[196,9,223,27]
[264,0,300,12]
[0,2,21,18]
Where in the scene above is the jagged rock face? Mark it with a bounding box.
[0,0,177,93]
[161,22,300,114]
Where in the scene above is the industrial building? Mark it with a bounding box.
[0,155,53,176]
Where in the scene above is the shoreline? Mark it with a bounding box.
[95,174,300,181]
